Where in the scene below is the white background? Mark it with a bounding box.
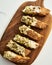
[0,0,52,65]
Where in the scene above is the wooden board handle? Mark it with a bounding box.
[36,0,44,6]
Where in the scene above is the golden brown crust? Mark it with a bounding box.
[25,49,31,56]
[35,20,48,29]
[38,7,50,16]
[11,56,30,63]
[27,30,43,41]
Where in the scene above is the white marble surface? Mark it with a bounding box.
[0,0,52,65]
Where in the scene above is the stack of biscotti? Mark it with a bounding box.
[3,5,50,64]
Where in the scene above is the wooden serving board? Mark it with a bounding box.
[0,0,52,65]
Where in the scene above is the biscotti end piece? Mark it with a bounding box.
[22,6,50,16]
[3,51,30,63]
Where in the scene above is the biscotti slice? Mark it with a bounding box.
[13,34,39,49]
[3,51,30,63]
[21,16,48,29]
[22,6,50,16]
[6,40,26,57]
[19,25,43,41]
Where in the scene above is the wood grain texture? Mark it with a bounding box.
[0,0,52,65]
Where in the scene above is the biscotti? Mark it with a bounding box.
[19,25,43,41]
[13,34,39,49]
[3,51,30,63]
[21,16,48,29]
[7,40,26,57]
[22,6,50,16]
